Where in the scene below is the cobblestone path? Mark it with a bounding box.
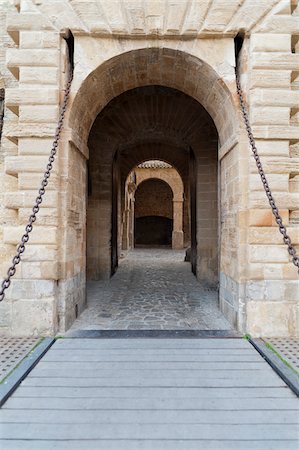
[68,249,232,332]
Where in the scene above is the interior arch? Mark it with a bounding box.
[69,48,237,150]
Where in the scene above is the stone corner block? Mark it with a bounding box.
[11,297,58,337]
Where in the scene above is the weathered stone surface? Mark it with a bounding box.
[247,302,297,337]
[11,297,58,336]
[0,0,298,338]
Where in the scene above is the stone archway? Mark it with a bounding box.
[123,161,185,250]
[86,85,218,283]
[134,163,184,250]
[60,46,244,331]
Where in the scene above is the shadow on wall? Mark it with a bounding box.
[135,216,173,246]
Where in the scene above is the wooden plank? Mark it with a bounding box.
[4,389,295,410]
[1,439,298,450]
[30,367,275,379]
[54,338,250,349]
[41,353,262,363]
[23,376,283,387]
[11,386,293,399]
[33,361,266,371]
[1,409,297,425]
[43,349,256,357]
[18,374,285,388]
[1,423,298,440]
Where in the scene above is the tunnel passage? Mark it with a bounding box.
[87,85,218,284]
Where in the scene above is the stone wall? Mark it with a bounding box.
[0,0,298,336]
[135,179,173,220]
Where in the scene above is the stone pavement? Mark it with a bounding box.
[1,337,298,449]
[68,248,232,333]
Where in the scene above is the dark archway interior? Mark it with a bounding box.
[135,217,173,246]
[87,85,218,284]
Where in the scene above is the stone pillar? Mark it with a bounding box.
[172,197,184,249]
[122,208,130,250]
[129,199,135,249]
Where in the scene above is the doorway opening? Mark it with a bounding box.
[124,160,185,250]
[86,85,218,286]
[135,178,173,247]
[67,82,230,333]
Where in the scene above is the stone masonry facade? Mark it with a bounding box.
[0,0,298,337]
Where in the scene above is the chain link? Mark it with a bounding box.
[0,70,73,302]
[236,69,299,273]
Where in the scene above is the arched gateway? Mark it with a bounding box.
[1,11,297,337]
[59,46,243,331]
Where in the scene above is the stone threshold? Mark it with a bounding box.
[64,329,241,339]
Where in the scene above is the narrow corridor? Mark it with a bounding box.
[67,249,232,333]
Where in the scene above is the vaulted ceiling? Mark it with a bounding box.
[88,85,217,180]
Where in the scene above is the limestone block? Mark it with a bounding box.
[18,208,59,227]
[283,263,299,280]
[19,67,59,85]
[20,31,60,49]
[249,174,289,192]
[18,261,58,279]
[249,70,291,89]
[252,52,299,70]
[251,33,291,52]
[247,262,283,280]
[164,1,189,34]
[5,122,57,140]
[144,1,166,35]
[289,176,299,193]
[0,302,12,328]
[7,279,56,301]
[250,106,289,126]
[21,244,57,262]
[11,297,58,336]
[182,0,210,34]
[247,280,281,302]
[254,140,289,157]
[250,157,299,175]
[19,105,58,123]
[3,226,57,245]
[18,173,58,190]
[247,301,297,337]
[253,125,299,140]
[4,191,58,209]
[18,138,55,155]
[251,89,299,108]
[250,192,298,210]
[6,12,54,33]
[250,245,289,263]
[256,15,299,34]
[248,209,289,226]
[6,49,59,68]
[5,88,59,106]
[249,227,299,245]
[5,155,58,176]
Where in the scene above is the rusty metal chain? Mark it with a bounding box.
[236,69,299,273]
[0,70,73,302]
